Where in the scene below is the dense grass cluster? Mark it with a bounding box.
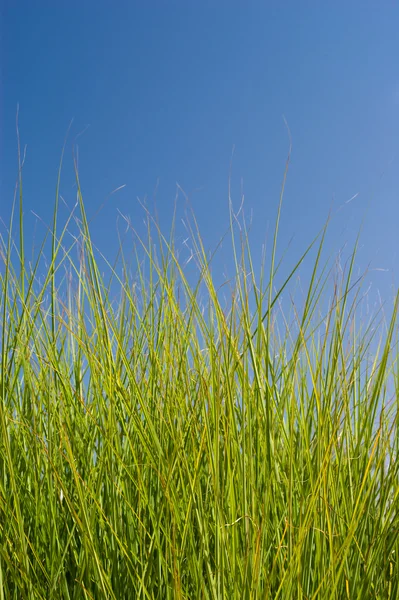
[1,155,398,599]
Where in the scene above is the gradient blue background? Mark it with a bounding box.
[1,1,398,311]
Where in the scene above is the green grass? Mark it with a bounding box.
[0,152,398,599]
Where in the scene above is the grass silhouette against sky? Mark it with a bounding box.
[1,1,398,303]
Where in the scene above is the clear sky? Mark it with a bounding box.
[1,1,398,312]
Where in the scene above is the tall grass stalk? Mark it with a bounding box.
[0,156,398,599]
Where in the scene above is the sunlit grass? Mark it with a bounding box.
[0,150,398,599]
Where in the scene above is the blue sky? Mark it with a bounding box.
[1,1,398,314]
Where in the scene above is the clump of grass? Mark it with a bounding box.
[0,150,398,599]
